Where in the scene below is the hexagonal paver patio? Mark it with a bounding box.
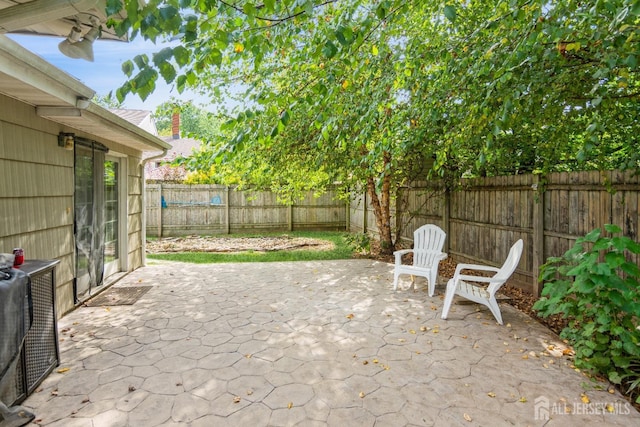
[22,259,639,426]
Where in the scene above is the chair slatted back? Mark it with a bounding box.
[487,239,523,295]
[412,225,446,268]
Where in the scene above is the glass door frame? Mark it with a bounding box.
[104,153,128,279]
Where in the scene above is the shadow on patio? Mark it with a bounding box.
[23,259,639,426]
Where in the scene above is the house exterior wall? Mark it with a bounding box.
[0,93,146,317]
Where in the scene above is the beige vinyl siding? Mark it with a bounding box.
[0,93,151,317]
[0,94,75,315]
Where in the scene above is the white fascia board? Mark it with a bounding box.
[85,103,172,151]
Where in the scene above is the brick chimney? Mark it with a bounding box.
[172,112,180,139]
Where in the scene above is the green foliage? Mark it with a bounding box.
[533,225,640,402]
[343,232,370,255]
[153,98,221,141]
[109,0,640,253]
[92,93,123,109]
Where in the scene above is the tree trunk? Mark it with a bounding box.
[367,152,394,255]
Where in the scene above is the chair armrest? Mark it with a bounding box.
[393,249,413,264]
[453,274,496,284]
[453,263,499,276]
[393,249,413,256]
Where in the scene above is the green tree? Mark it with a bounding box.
[107,0,640,252]
[153,97,221,140]
[93,92,123,109]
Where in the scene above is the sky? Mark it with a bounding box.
[7,33,214,112]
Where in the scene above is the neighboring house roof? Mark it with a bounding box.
[0,34,171,152]
[111,109,159,136]
[160,136,202,158]
[145,136,202,180]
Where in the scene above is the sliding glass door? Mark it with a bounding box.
[103,158,120,278]
[74,144,105,300]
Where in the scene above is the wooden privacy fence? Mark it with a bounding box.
[350,170,640,295]
[145,184,347,237]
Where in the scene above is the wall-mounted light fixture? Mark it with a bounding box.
[58,132,75,150]
[58,16,100,62]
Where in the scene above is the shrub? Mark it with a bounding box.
[533,224,640,403]
[343,232,370,255]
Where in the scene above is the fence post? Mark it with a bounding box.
[225,186,231,234]
[345,196,351,232]
[363,190,368,234]
[288,203,293,231]
[532,175,545,296]
[158,183,162,238]
[443,186,450,253]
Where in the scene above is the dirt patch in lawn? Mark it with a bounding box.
[146,235,335,253]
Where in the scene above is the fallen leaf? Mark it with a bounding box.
[373,359,379,364]
[606,403,615,413]
[409,329,416,334]
[247,390,254,395]
[233,396,241,403]
[245,354,252,358]
[522,355,529,360]
[359,391,365,398]
[519,397,527,403]
[57,367,70,374]
[363,360,369,365]
[420,326,428,332]
[580,394,590,404]
[346,313,354,319]
[287,402,293,409]
[51,389,58,396]
[487,392,496,398]
[128,385,136,392]
[464,413,472,422]
[82,397,90,403]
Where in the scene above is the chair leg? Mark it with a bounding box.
[393,271,400,291]
[487,298,504,325]
[427,270,436,297]
[441,279,456,320]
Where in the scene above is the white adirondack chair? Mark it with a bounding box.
[441,239,523,325]
[393,224,447,297]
